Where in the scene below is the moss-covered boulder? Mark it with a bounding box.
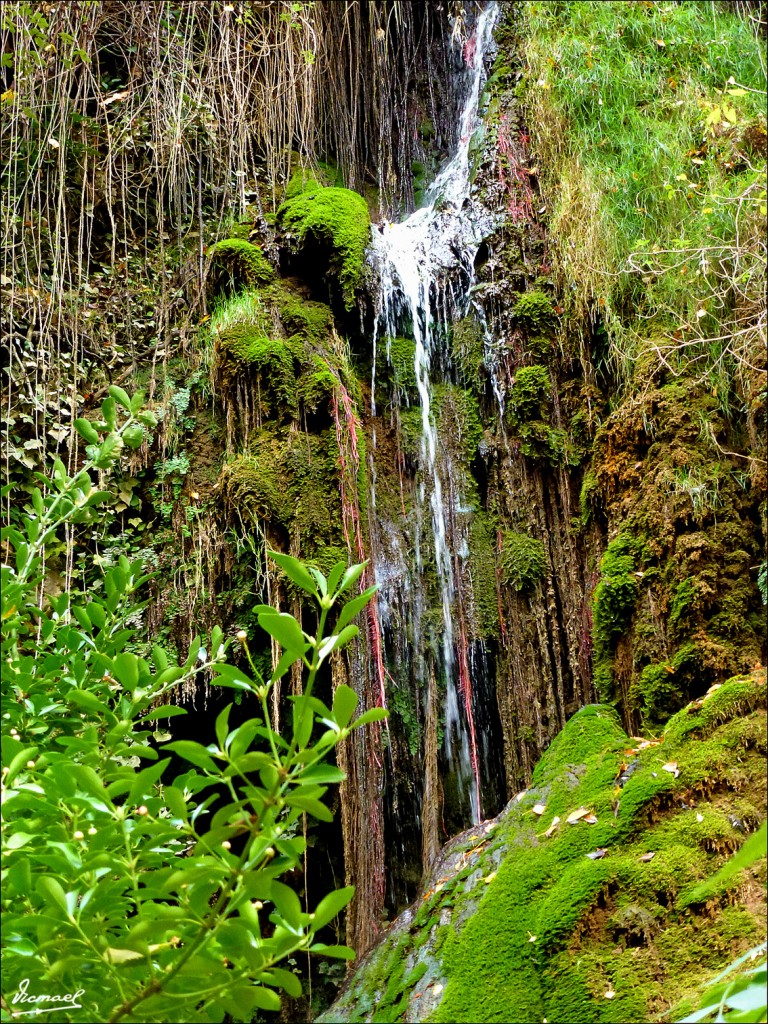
[277,184,370,309]
[209,238,275,286]
[322,673,766,1024]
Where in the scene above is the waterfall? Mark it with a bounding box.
[370,2,500,834]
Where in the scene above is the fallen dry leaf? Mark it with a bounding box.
[662,762,680,777]
[584,814,599,824]
[544,816,561,838]
[696,812,704,823]
[639,852,655,862]
[515,790,529,803]
[483,871,497,884]
[586,848,607,860]
[567,807,591,824]
[532,803,547,816]
[605,989,616,999]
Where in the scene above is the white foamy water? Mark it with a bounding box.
[370,1,500,825]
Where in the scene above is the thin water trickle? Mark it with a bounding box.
[370,2,500,826]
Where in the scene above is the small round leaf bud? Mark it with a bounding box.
[73,830,84,840]
[221,840,232,850]
[136,805,148,816]
[236,629,247,641]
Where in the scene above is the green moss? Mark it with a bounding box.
[451,316,485,390]
[509,365,550,421]
[579,469,599,525]
[592,534,641,680]
[500,531,547,592]
[285,168,324,200]
[209,238,275,286]
[630,662,679,730]
[519,422,569,464]
[264,283,335,346]
[433,385,483,464]
[217,325,296,412]
[465,514,501,640]
[387,336,417,396]
[219,449,287,526]
[297,355,338,413]
[512,290,556,334]
[277,185,371,309]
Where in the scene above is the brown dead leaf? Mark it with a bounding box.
[532,803,547,816]
[567,807,591,824]
[639,852,655,862]
[543,816,561,838]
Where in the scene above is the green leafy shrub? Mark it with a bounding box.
[500,531,547,592]
[1,388,384,1024]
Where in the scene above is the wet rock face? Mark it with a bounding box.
[321,673,767,1024]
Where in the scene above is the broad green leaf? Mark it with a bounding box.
[261,968,302,998]
[332,684,358,728]
[216,704,232,750]
[300,764,346,784]
[122,424,145,449]
[318,624,359,664]
[268,550,318,596]
[308,943,356,960]
[74,418,99,444]
[141,704,187,723]
[311,885,355,930]
[247,987,282,1012]
[292,702,314,748]
[113,652,140,690]
[228,719,262,761]
[335,561,367,598]
[37,876,69,915]
[291,796,333,821]
[105,947,144,965]
[351,706,389,729]
[258,612,307,653]
[225,751,272,774]
[128,758,171,805]
[271,648,305,681]
[5,746,38,785]
[162,740,218,772]
[162,785,189,821]
[326,561,346,595]
[335,585,377,632]
[129,389,146,414]
[213,663,257,691]
[109,385,132,410]
[67,690,111,716]
[269,880,304,930]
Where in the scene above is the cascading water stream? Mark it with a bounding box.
[371,1,500,827]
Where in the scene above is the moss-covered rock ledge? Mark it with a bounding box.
[321,672,766,1024]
